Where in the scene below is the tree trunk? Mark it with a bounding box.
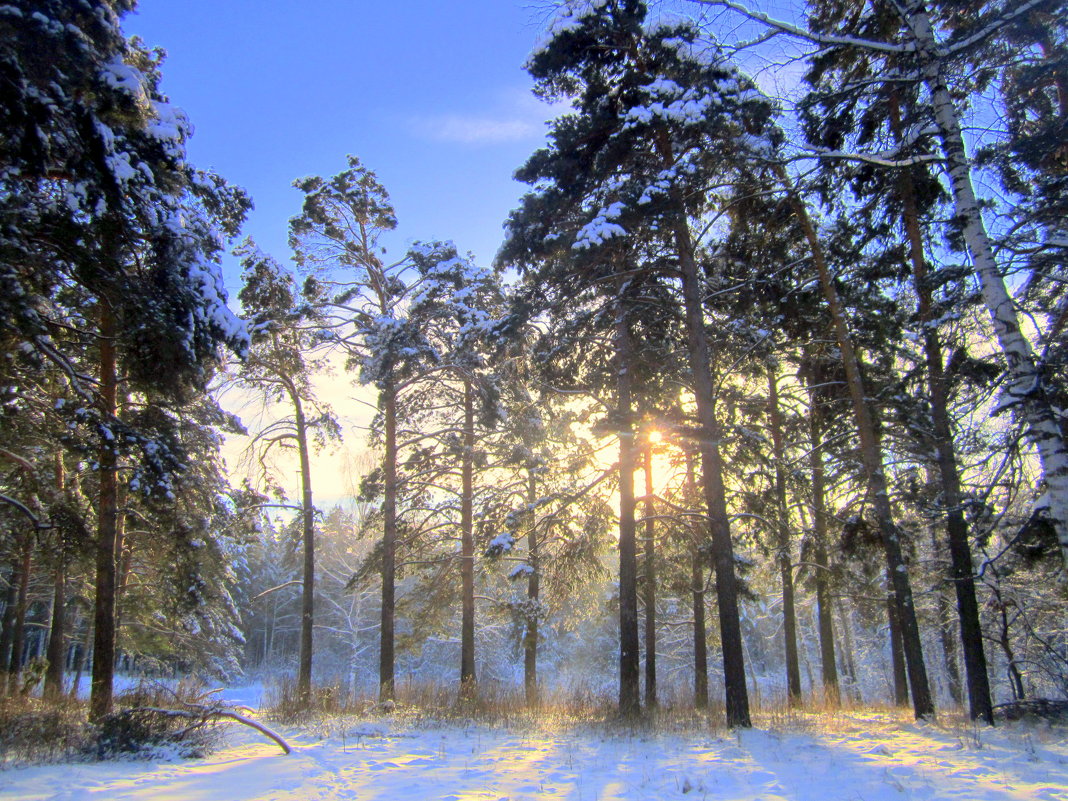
[642,439,657,710]
[69,614,92,700]
[687,450,709,710]
[8,535,31,687]
[459,380,476,697]
[988,566,1026,701]
[887,590,910,707]
[0,560,19,694]
[379,385,398,702]
[44,454,67,701]
[524,470,539,707]
[90,299,122,722]
[937,578,963,706]
[292,390,315,708]
[836,598,859,701]
[615,291,641,717]
[666,192,750,727]
[781,170,934,719]
[889,91,993,724]
[804,365,839,703]
[767,366,802,704]
[906,9,1068,573]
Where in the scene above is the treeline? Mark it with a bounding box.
[233,0,1067,725]
[1,0,1065,730]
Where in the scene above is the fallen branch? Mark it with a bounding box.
[135,704,292,755]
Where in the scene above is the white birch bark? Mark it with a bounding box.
[906,3,1068,573]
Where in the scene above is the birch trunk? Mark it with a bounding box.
[907,5,1068,573]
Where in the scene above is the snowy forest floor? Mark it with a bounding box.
[2,688,1066,801]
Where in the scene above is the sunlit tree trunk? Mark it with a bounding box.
[380,385,398,702]
[460,380,476,697]
[615,292,641,717]
[686,450,709,710]
[642,439,657,710]
[524,470,539,707]
[292,388,315,707]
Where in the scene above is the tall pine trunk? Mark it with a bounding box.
[803,364,839,702]
[524,470,539,707]
[667,195,750,727]
[890,92,993,724]
[90,300,119,722]
[44,455,66,701]
[460,380,476,697]
[380,384,398,702]
[292,389,315,707]
[782,172,934,719]
[7,536,31,687]
[887,590,910,706]
[0,559,19,694]
[615,292,641,717]
[768,366,802,704]
[642,439,657,710]
[687,450,709,710]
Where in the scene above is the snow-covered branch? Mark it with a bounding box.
[689,0,915,54]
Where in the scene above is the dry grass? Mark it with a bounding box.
[0,679,230,768]
[0,694,92,767]
[264,677,1009,743]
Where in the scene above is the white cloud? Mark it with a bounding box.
[409,87,569,145]
[427,114,542,144]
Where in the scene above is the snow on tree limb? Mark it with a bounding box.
[688,0,916,54]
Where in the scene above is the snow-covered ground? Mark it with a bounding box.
[2,698,1066,800]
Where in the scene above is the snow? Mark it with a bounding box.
[530,0,610,58]
[509,563,535,579]
[100,55,145,97]
[3,706,1066,800]
[573,202,628,250]
[146,101,189,143]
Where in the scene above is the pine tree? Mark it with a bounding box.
[509,0,783,725]
[1,0,250,718]
[234,242,340,707]
[289,156,432,701]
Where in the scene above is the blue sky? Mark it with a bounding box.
[125,0,560,292]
